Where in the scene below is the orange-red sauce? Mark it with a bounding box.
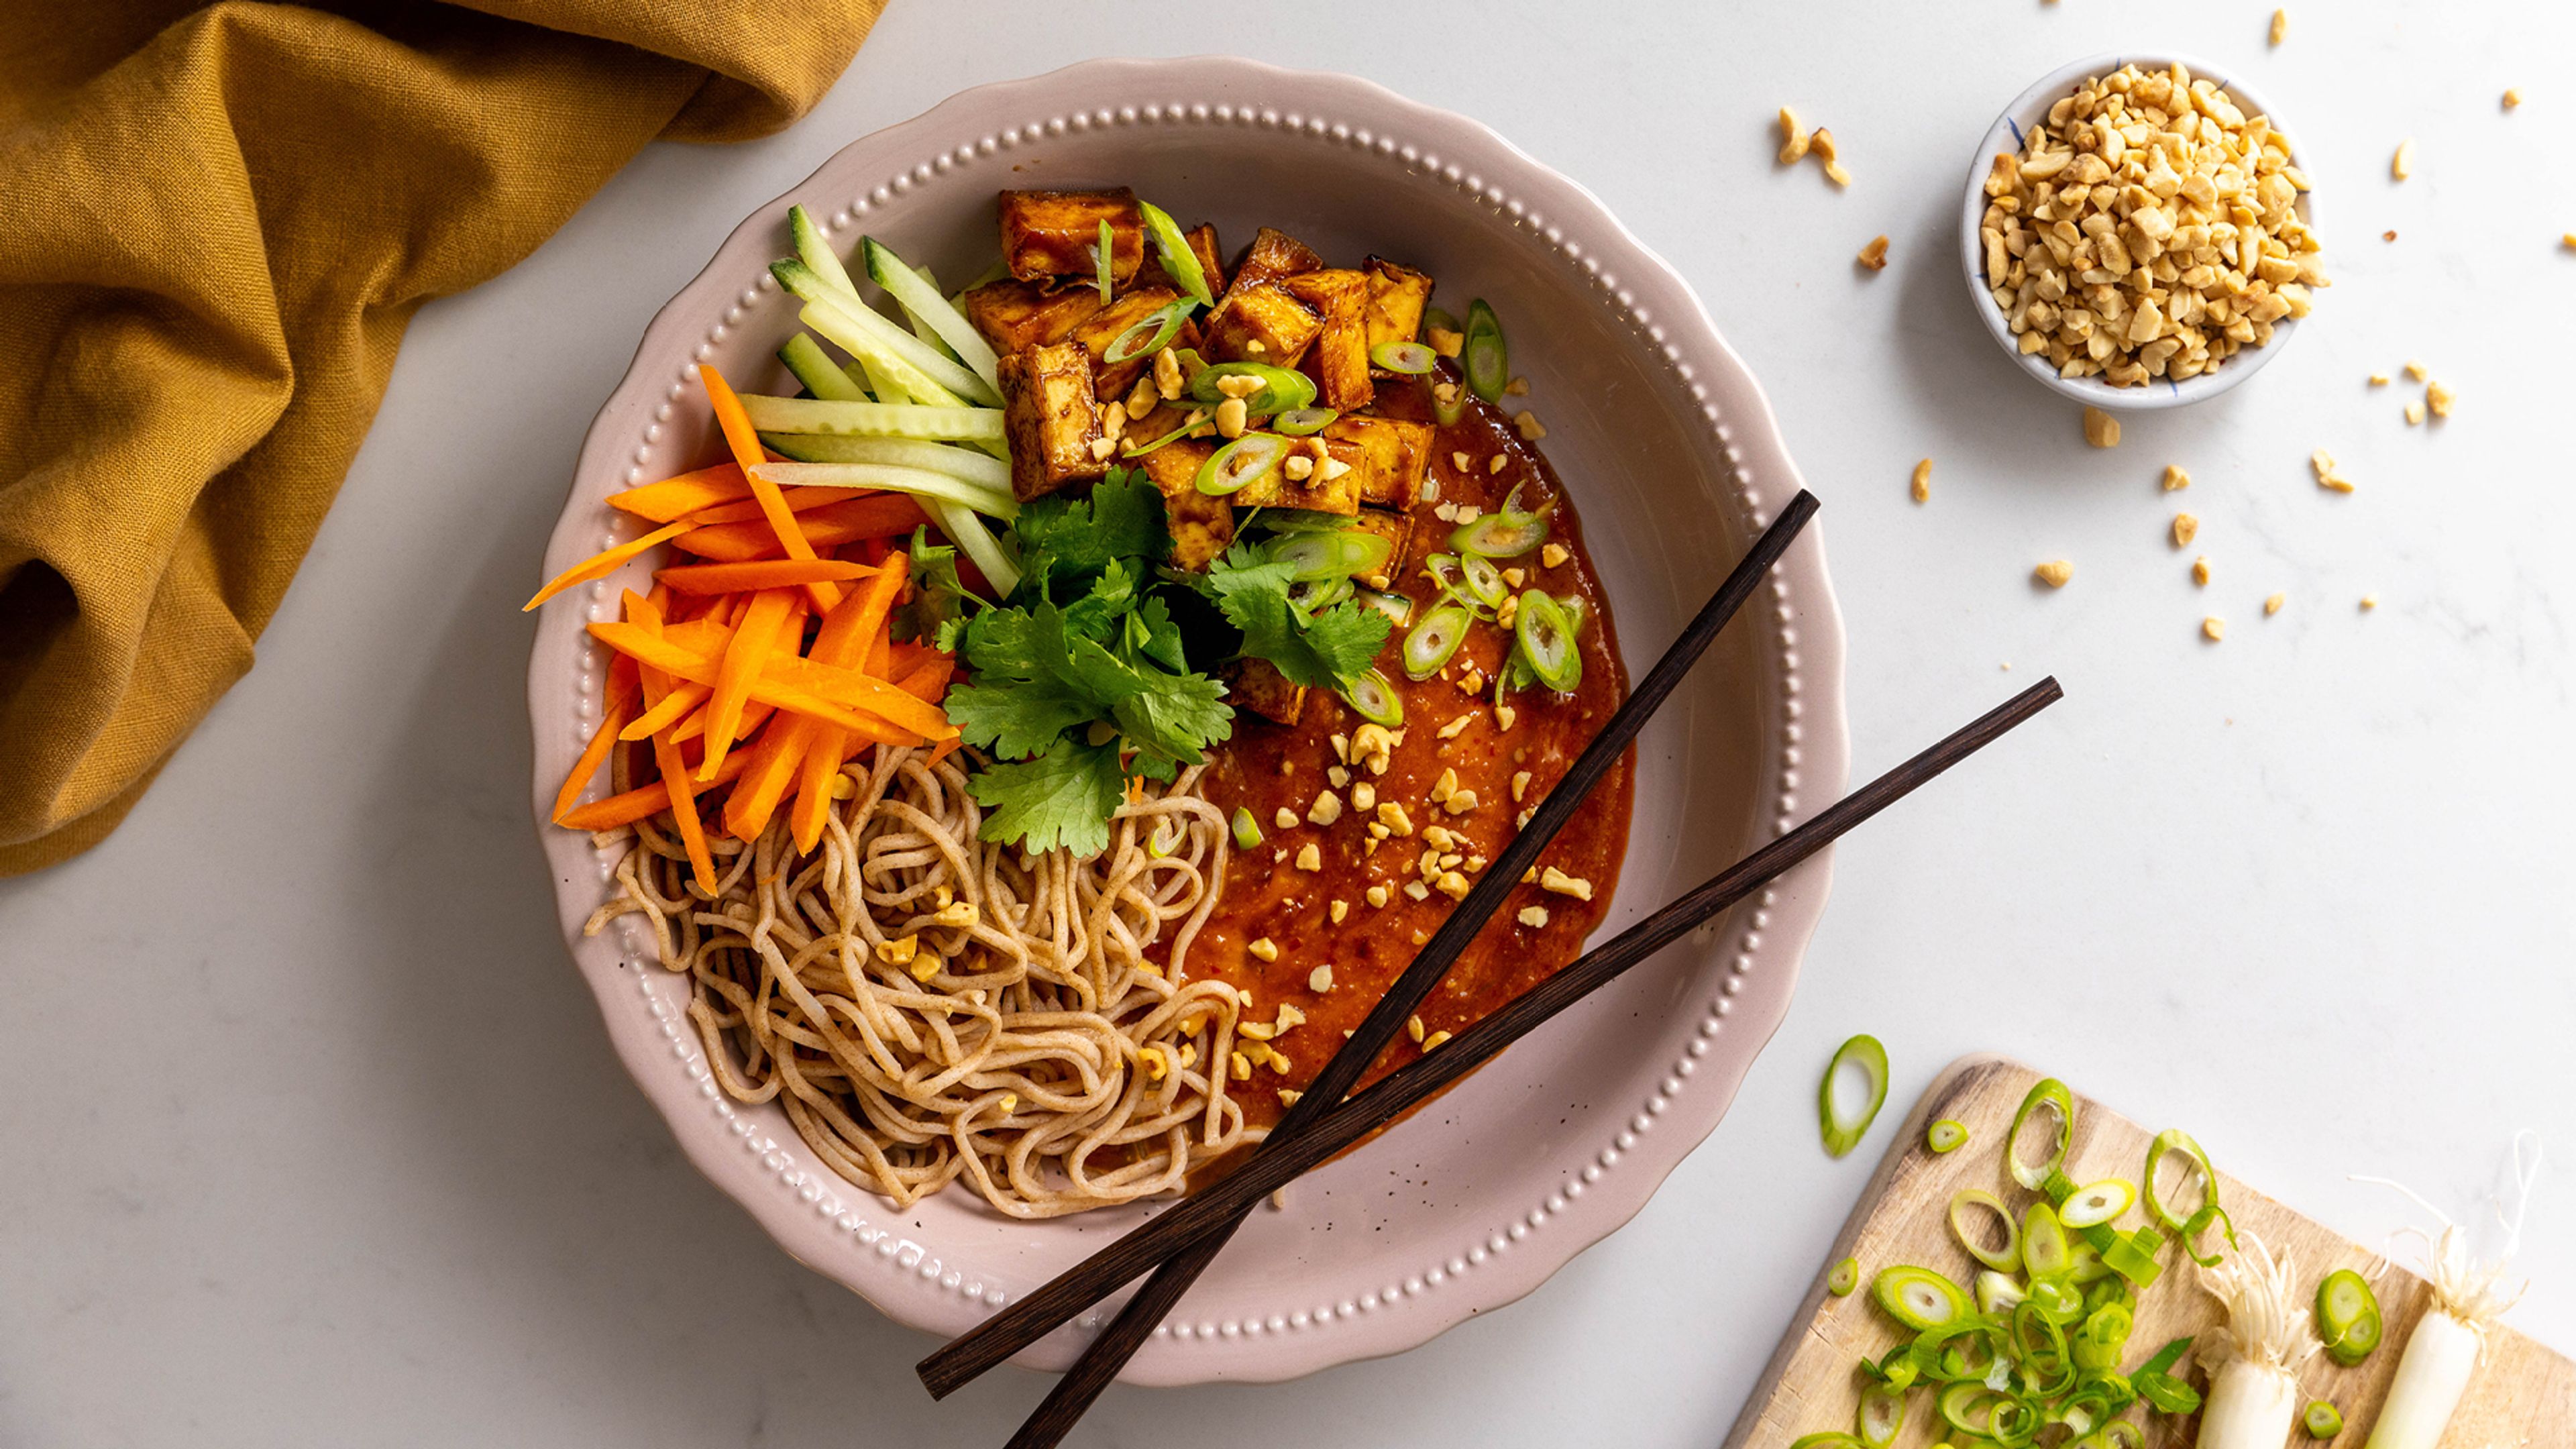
[1189,378,1633,1130]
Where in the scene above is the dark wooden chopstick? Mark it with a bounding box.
[917,490,1821,1402]
[995,674,2061,1449]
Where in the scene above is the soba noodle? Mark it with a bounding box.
[583,745,1255,1218]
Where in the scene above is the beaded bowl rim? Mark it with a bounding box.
[525,55,1849,1384]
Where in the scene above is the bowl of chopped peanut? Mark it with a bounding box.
[1963,54,2324,410]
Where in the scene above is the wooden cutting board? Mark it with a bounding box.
[1723,1055,2572,1448]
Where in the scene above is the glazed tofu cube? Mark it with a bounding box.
[1134,435,1236,571]
[1283,268,1375,410]
[998,342,1108,501]
[1320,414,1434,507]
[1071,286,1180,400]
[1345,507,1417,586]
[1137,222,1228,301]
[962,278,1105,355]
[1231,226,1326,288]
[1362,258,1434,351]
[1000,189,1144,285]
[1232,437,1361,515]
[1221,656,1306,727]
[1203,282,1322,367]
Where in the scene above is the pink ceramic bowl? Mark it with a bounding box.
[527,56,1847,1384]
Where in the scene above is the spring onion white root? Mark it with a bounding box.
[2196,1230,2318,1449]
[2357,1134,2541,1449]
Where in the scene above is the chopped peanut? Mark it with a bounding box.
[875,934,920,967]
[1307,791,1344,826]
[2405,359,2428,381]
[1540,866,1594,900]
[1249,937,1279,963]
[1811,127,1851,186]
[2361,593,2379,610]
[2202,616,2227,641]
[2265,592,2286,616]
[2082,407,2121,449]
[1309,963,1335,991]
[1517,905,1550,928]
[2426,380,2455,418]
[2311,448,2354,492]
[1273,806,1298,830]
[1513,411,1547,441]
[1857,235,1890,271]
[2504,88,2523,109]
[1421,1030,1452,1051]
[1510,771,1532,802]
[1426,325,1464,358]
[1540,541,1570,569]
[1910,458,1931,502]
[2391,140,2414,181]
[1436,713,1474,741]
[1365,883,1391,908]
[1295,843,1322,871]
[2035,559,2074,588]
[1377,801,1415,837]
[2172,513,2199,547]
[1776,105,1810,165]
[1495,704,1517,731]
[1503,376,1530,396]
[2192,556,2212,586]
[2269,7,2288,44]
[2404,399,2426,426]
[2163,464,2190,491]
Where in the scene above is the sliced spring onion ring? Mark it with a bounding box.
[1269,527,1395,582]
[1093,219,1114,304]
[1451,508,1550,559]
[1146,820,1181,859]
[1120,416,1204,459]
[2006,1078,2075,1191]
[1432,377,1470,427]
[2065,1239,2112,1285]
[1827,1256,1860,1297]
[1299,576,1356,612]
[1457,552,1509,608]
[2177,1203,2237,1267]
[1462,298,1508,402]
[2314,1268,2383,1365]
[2302,1400,2344,1438]
[1421,552,1468,600]
[1103,299,1194,366]
[1402,603,1472,680]
[1137,200,1213,307]
[1870,1265,1971,1332]
[1338,668,1405,728]
[1856,1383,1903,1449]
[1195,433,1289,495]
[1974,1269,2025,1314]
[1514,589,1584,694]
[1272,406,1339,436]
[1818,1033,1889,1159]
[1925,1118,1969,1154]
[1788,1436,1865,1449]
[2142,1127,2218,1234]
[1948,1189,2021,1271]
[1230,806,1263,851]
[1355,588,1413,629]
[2071,1301,2133,1372]
[2021,1201,2072,1278]
[1370,339,1438,374]
[2023,1273,2084,1324]
[2058,1177,2137,1228]
[1189,362,1316,415]
[2100,1224,2165,1289]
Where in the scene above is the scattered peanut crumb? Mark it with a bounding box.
[1277,1091,1301,1110]
[2426,379,2455,418]
[1364,883,1390,908]
[1911,458,1932,502]
[1487,453,1507,475]
[1811,128,1851,186]
[2192,556,2212,586]
[2361,594,2379,610]
[1503,376,1529,396]
[2269,7,2288,45]
[2162,464,2190,491]
[1540,542,1570,569]
[2082,407,2121,449]
[1307,790,1343,826]
[2203,616,2227,641]
[1283,453,1313,481]
[2405,359,2428,381]
[875,934,920,967]
[1776,106,1810,165]
[2368,372,2390,387]
[2310,448,2355,492]
[1540,866,1594,900]
[1230,1051,1250,1081]
[1426,325,1464,358]
[2172,513,2200,547]
[2265,592,2286,616]
[1248,937,1278,962]
[1294,843,1322,872]
[1407,1014,1425,1044]
[1436,713,1474,741]
[1510,771,1532,802]
[1517,905,1550,929]
[1513,410,1547,441]
[1273,806,1297,830]
[2561,233,2575,251]
[1421,1030,1452,1051]
[1309,964,1334,991]
[2391,140,2414,181]
[2383,229,2398,243]
[1350,782,1376,812]
[2404,399,2426,426]
[2035,559,2074,588]
[1495,703,1517,731]
[1327,900,1347,926]
[1857,235,1890,271]
[2504,88,2522,110]
[1450,450,1470,471]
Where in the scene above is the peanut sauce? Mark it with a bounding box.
[1190,377,1633,1132]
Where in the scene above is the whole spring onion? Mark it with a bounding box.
[1093,219,1114,304]
[1818,1034,1889,1159]
[1402,603,1472,680]
[2355,1138,2540,1449]
[2006,1079,2074,1192]
[1338,668,1404,728]
[1230,806,1263,850]
[1949,1189,2022,1272]
[2304,1401,2344,1438]
[1195,434,1289,495]
[2196,1232,2320,1449]
[1103,298,1195,366]
[2314,1268,2383,1366]
[1136,200,1213,307]
[1273,406,1338,436]
[1513,589,1584,694]
[1872,1265,1972,1332]
[2059,1178,2138,1228]
[1462,297,1508,402]
[1927,1118,1969,1154]
[1370,339,1438,374]
[1190,362,1316,415]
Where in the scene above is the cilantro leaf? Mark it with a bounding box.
[895,527,979,650]
[1193,541,1393,688]
[1112,670,1232,782]
[966,737,1128,857]
[1296,599,1397,680]
[1012,469,1169,594]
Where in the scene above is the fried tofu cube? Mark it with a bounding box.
[1362,257,1434,351]
[1283,268,1375,411]
[1232,437,1362,515]
[1134,434,1236,571]
[997,342,1108,500]
[999,189,1144,285]
[1232,226,1326,288]
[1320,414,1434,508]
[1221,656,1306,727]
[1138,222,1228,301]
[1346,506,1417,586]
[1070,286,1180,400]
[962,279,1106,355]
[1204,282,1323,367]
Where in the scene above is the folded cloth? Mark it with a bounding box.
[0,0,882,873]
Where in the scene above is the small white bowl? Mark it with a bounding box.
[1961,52,2314,411]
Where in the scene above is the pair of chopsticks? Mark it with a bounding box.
[918,490,2062,1446]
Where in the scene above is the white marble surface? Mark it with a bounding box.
[5,3,2571,1444]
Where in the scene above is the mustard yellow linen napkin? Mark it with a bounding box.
[0,0,882,874]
